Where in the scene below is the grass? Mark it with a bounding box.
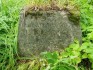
[0,0,30,69]
[0,0,93,70]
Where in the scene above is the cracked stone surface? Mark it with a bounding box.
[18,10,82,57]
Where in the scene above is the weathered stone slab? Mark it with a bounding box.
[18,9,82,57]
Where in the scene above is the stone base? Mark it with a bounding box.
[18,10,82,57]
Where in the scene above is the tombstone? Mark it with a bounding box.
[18,7,82,57]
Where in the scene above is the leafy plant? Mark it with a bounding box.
[0,0,93,70]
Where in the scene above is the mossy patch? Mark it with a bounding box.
[23,0,80,17]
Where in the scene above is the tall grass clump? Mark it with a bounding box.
[0,0,31,69]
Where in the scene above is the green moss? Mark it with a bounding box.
[68,13,80,24]
[25,0,80,17]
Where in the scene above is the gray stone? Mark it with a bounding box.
[18,9,82,57]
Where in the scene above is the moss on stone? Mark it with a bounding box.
[23,0,80,17]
